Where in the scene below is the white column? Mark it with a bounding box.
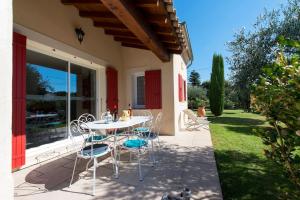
[0,0,14,200]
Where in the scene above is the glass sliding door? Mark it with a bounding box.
[70,63,96,121]
[26,50,68,149]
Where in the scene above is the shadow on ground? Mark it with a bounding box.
[208,116,265,126]
[15,140,222,200]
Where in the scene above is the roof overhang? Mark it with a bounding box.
[61,0,190,62]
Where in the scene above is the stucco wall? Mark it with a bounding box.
[13,0,186,137]
[13,0,125,114]
[121,47,176,135]
[0,0,14,199]
[173,54,188,132]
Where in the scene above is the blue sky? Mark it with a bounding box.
[173,0,287,81]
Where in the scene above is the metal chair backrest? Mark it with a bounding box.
[69,120,92,139]
[140,110,153,129]
[78,113,96,123]
[150,112,163,137]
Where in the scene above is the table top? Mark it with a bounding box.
[85,116,150,130]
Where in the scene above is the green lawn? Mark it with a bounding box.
[208,110,300,200]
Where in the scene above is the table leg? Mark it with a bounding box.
[114,128,119,178]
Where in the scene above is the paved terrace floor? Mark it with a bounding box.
[13,128,222,200]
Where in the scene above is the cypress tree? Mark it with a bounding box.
[209,54,224,116]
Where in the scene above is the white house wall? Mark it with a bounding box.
[0,0,14,199]
[173,54,188,132]
[121,47,176,135]
[13,0,187,137]
[13,0,125,114]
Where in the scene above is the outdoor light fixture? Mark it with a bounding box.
[75,27,85,44]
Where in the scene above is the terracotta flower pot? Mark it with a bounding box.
[197,106,206,117]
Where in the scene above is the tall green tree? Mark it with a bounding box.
[188,70,201,87]
[209,54,224,116]
[227,0,300,110]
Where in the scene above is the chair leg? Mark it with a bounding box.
[93,157,97,196]
[138,150,143,181]
[69,156,78,187]
[157,137,161,150]
[86,158,92,171]
[151,140,155,166]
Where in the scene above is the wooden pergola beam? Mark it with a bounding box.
[121,42,148,50]
[61,0,99,5]
[100,0,170,62]
[80,11,116,18]
[94,21,127,29]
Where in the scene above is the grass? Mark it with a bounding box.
[208,109,300,200]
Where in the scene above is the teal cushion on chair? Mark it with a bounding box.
[86,135,107,142]
[81,143,109,157]
[134,127,150,132]
[123,139,147,148]
[140,132,157,139]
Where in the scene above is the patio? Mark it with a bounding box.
[13,127,222,200]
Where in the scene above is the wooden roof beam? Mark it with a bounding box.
[61,0,99,5]
[79,11,116,19]
[121,42,148,50]
[135,0,160,7]
[100,0,170,62]
[94,21,127,29]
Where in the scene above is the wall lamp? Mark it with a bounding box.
[75,27,85,44]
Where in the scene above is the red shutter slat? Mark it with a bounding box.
[106,67,118,111]
[12,32,26,169]
[145,70,161,109]
[178,74,183,102]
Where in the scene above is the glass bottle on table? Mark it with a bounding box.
[128,104,132,119]
[113,105,118,122]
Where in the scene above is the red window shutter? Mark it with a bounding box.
[106,67,118,111]
[178,74,183,102]
[12,32,27,169]
[145,70,161,109]
[183,80,187,101]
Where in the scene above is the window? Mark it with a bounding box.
[70,63,96,121]
[26,49,97,149]
[132,70,162,109]
[133,72,145,108]
[26,50,68,148]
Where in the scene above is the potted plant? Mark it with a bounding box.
[197,100,207,117]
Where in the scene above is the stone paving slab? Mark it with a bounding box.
[13,127,223,200]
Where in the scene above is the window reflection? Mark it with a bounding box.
[26,50,68,149]
[70,63,96,121]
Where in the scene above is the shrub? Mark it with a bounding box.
[188,86,208,110]
[252,37,300,188]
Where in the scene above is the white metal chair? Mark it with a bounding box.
[69,120,114,196]
[78,113,108,143]
[121,132,148,181]
[183,109,209,131]
[138,112,163,165]
[78,113,96,123]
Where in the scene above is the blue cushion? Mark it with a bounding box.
[140,132,157,139]
[134,127,150,132]
[123,139,147,148]
[86,135,107,142]
[81,143,109,156]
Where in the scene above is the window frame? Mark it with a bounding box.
[132,71,145,109]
